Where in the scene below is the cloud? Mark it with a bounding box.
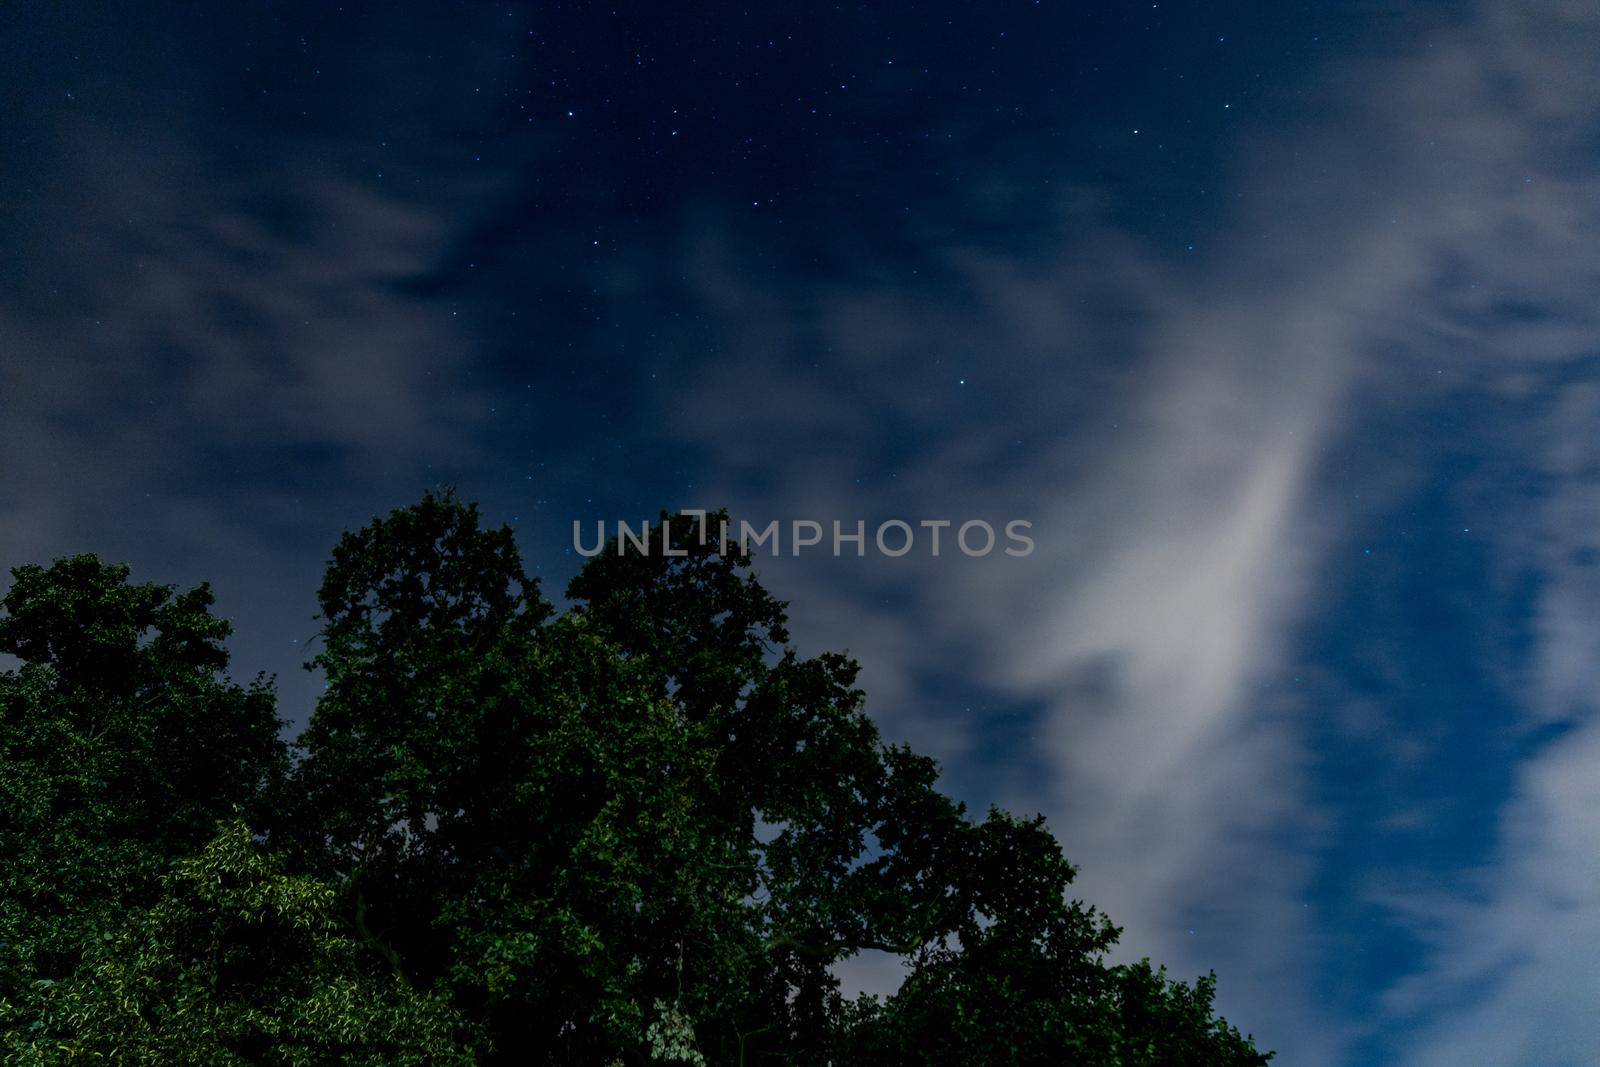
[0,122,501,715]
[648,1,1600,1061]
[1381,717,1600,1067]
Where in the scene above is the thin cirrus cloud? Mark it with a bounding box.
[0,125,499,713]
[655,1,1600,1062]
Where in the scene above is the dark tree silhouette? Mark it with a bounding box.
[1,494,1270,1065]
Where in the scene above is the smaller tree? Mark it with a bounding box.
[10,820,474,1065]
[0,556,285,1039]
[839,807,1271,1064]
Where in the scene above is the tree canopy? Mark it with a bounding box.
[0,493,1270,1064]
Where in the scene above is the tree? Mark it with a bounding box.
[0,557,285,1048]
[288,494,1271,1064]
[836,810,1266,1064]
[8,821,472,1065]
[0,497,1271,1064]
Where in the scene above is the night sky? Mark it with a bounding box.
[5,3,1600,1063]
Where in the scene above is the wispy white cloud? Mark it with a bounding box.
[658,1,1600,1061]
[0,124,500,713]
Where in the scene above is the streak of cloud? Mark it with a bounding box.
[654,2,1600,1062]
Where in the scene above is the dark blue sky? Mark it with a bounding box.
[5,3,1600,1063]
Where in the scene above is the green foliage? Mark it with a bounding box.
[0,496,1271,1064]
[8,822,471,1065]
[0,557,285,1051]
